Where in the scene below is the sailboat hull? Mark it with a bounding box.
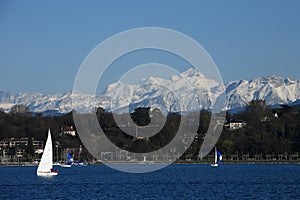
[210,163,219,167]
[37,171,58,176]
[60,164,72,168]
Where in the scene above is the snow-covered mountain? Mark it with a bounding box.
[226,75,300,109]
[1,68,300,114]
[101,68,224,113]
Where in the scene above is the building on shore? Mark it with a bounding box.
[60,125,76,137]
[224,119,247,131]
[0,137,43,162]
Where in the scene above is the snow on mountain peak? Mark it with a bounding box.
[181,68,205,78]
[226,75,300,109]
[0,69,300,114]
[284,77,297,85]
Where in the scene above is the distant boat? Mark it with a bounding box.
[74,160,87,166]
[77,162,87,166]
[211,147,222,167]
[37,129,58,176]
[60,152,74,168]
[53,162,61,166]
[60,164,72,168]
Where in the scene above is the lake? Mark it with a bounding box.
[0,164,299,199]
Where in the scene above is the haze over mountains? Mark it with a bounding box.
[1,68,300,114]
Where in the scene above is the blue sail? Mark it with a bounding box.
[66,153,74,165]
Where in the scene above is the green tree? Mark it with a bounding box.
[131,107,151,126]
[198,110,211,134]
[25,136,34,156]
[292,125,300,152]
[246,100,269,129]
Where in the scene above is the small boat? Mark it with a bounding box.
[77,162,87,166]
[60,152,74,168]
[75,160,87,166]
[210,147,222,167]
[37,129,58,176]
[60,164,72,168]
[53,162,61,166]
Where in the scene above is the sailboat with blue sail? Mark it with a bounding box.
[211,147,222,167]
[67,153,74,165]
[60,152,74,168]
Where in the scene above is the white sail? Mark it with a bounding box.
[211,147,219,167]
[214,147,218,164]
[37,129,57,176]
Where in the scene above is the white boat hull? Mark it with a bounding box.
[210,163,219,167]
[37,171,58,176]
[53,162,61,166]
[77,163,87,166]
[60,164,72,168]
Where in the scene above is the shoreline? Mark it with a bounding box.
[1,160,300,166]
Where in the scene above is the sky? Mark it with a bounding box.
[0,0,300,94]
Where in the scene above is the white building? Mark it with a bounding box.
[225,120,247,131]
[61,126,76,136]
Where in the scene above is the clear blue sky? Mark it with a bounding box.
[0,0,300,94]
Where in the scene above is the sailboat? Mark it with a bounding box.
[210,147,222,167]
[60,152,74,168]
[37,129,58,176]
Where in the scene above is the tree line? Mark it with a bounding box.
[0,100,300,161]
[217,100,300,158]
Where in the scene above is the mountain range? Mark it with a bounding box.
[1,68,300,114]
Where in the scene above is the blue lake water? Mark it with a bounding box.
[0,164,300,199]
